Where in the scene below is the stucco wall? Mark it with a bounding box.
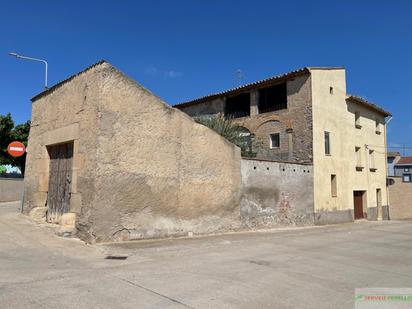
[25,62,243,243]
[311,69,388,223]
[79,65,243,242]
[24,64,102,217]
[388,177,412,219]
[240,159,314,227]
[0,178,24,202]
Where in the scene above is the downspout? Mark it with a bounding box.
[383,116,393,220]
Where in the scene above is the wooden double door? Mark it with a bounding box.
[46,142,73,223]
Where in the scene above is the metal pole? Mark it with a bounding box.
[8,52,48,89]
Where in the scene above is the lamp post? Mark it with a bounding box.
[9,52,49,89]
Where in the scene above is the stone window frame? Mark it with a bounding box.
[269,133,280,149]
[37,124,82,215]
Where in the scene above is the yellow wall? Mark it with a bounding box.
[311,69,388,219]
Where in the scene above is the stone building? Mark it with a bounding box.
[23,62,392,243]
[175,67,391,223]
[23,61,242,243]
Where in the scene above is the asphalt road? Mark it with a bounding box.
[1,201,412,309]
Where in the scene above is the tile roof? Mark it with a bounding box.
[346,95,391,117]
[31,60,108,102]
[395,157,412,165]
[174,67,344,108]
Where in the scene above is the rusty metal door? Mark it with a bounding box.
[46,142,73,223]
[353,191,364,220]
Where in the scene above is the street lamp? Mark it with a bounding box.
[9,52,49,89]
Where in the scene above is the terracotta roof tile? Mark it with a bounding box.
[174,67,344,108]
[346,95,391,117]
[396,157,412,165]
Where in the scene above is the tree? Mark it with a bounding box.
[0,113,30,175]
[194,115,260,158]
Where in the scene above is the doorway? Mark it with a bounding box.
[353,191,365,220]
[46,142,74,223]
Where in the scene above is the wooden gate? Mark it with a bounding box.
[46,142,73,223]
[353,191,364,220]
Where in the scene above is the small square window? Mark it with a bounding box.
[405,168,410,172]
[269,133,280,149]
[403,174,411,183]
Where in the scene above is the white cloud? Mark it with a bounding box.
[164,70,182,78]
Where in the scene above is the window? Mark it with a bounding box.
[331,175,337,197]
[324,131,331,155]
[375,119,381,134]
[329,87,334,95]
[269,133,280,149]
[258,83,287,114]
[355,146,363,170]
[224,93,250,119]
[404,168,409,172]
[369,150,376,171]
[403,174,411,183]
[355,112,361,128]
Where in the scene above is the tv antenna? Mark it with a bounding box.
[235,69,244,86]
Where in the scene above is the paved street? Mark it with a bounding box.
[1,201,412,309]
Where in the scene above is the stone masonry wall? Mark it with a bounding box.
[177,74,313,163]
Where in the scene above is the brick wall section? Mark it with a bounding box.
[177,74,313,163]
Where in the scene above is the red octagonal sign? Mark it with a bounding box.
[7,141,26,158]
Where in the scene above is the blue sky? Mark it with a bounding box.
[1,0,411,153]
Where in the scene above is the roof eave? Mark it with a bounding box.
[174,67,313,108]
[346,95,391,117]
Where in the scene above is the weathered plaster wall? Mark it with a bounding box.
[179,98,225,117]
[0,178,24,202]
[311,69,388,223]
[388,177,412,219]
[23,65,103,217]
[240,159,314,228]
[76,65,242,242]
[24,62,243,243]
